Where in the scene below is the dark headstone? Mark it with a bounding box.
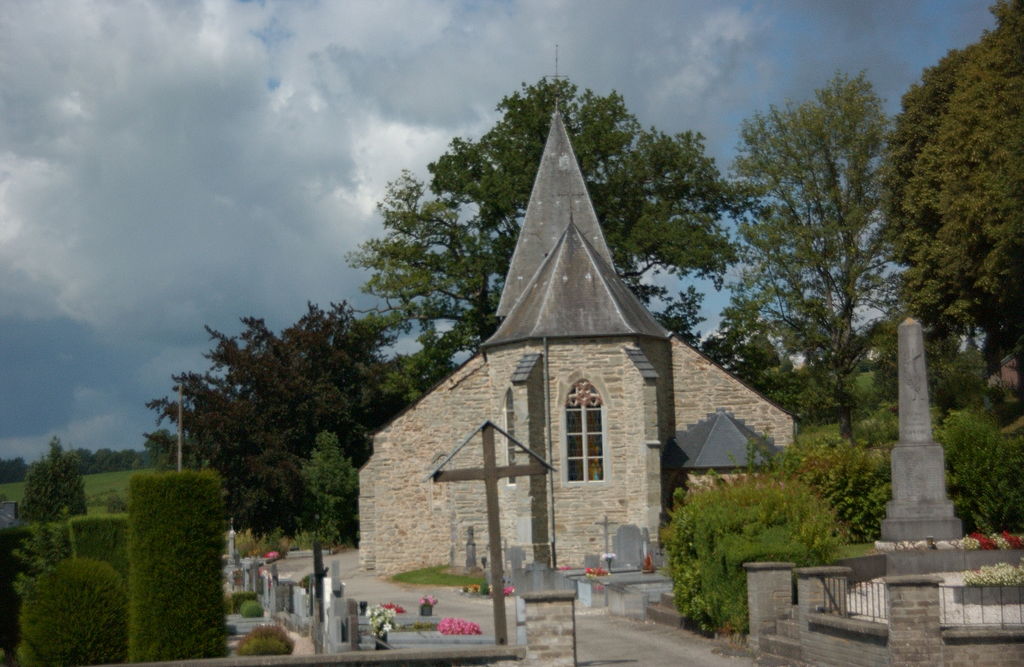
[465,526,477,570]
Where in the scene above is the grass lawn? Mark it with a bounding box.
[0,468,151,513]
[835,542,876,560]
[391,565,486,587]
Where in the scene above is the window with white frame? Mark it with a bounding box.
[505,389,516,485]
[565,379,604,482]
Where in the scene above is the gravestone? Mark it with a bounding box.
[465,526,478,570]
[507,545,525,573]
[880,318,962,541]
[613,524,644,569]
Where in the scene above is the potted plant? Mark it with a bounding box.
[419,594,438,616]
[368,604,396,649]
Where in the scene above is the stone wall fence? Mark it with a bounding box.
[746,562,1024,666]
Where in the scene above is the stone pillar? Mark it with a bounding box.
[744,562,795,649]
[881,318,962,541]
[522,590,577,667]
[886,574,943,665]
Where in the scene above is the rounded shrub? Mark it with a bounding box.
[236,625,293,656]
[228,590,259,614]
[17,558,127,667]
[665,476,841,634]
[239,599,264,618]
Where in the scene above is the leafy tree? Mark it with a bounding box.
[0,457,28,484]
[12,520,71,602]
[731,72,895,439]
[301,431,359,546]
[20,439,86,523]
[350,78,740,394]
[884,0,1024,376]
[147,303,403,535]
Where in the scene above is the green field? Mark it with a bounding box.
[0,468,152,513]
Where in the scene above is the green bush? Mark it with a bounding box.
[20,438,86,523]
[239,599,264,618]
[227,590,259,614]
[236,625,293,656]
[69,514,129,580]
[939,410,1024,533]
[0,526,31,656]
[127,471,227,661]
[779,432,891,542]
[17,558,127,667]
[665,477,841,634]
[12,520,71,602]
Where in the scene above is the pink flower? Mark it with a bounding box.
[503,585,515,597]
[438,617,482,635]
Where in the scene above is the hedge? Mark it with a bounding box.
[0,526,31,656]
[69,514,129,580]
[666,476,841,634]
[127,471,226,661]
[17,558,127,667]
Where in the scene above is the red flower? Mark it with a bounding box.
[969,532,997,550]
[1002,531,1023,549]
[381,602,406,614]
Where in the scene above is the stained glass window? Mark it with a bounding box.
[565,379,604,482]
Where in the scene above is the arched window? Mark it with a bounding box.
[565,379,604,482]
[504,389,516,485]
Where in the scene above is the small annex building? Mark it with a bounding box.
[358,111,793,574]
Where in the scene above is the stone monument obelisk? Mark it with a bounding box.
[880,318,962,542]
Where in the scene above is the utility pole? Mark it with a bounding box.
[177,384,183,472]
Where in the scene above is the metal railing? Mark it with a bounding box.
[822,577,888,623]
[940,585,1024,628]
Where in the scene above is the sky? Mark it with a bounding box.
[0,0,996,462]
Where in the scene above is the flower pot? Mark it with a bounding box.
[375,632,389,650]
[419,604,433,617]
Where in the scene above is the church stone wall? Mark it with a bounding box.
[669,337,794,447]
[359,354,493,574]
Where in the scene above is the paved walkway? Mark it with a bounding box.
[268,549,755,666]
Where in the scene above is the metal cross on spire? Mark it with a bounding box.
[545,44,568,109]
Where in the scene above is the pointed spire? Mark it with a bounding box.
[484,223,668,347]
[496,111,614,317]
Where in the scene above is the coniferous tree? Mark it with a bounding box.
[20,438,86,523]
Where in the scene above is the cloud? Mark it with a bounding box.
[0,0,997,461]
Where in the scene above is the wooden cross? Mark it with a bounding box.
[428,421,553,646]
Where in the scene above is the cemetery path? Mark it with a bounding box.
[271,549,755,665]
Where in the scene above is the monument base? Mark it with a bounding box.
[880,514,962,542]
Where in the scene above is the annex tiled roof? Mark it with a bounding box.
[663,409,778,470]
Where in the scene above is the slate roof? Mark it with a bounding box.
[663,409,779,470]
[624,346,659,379]
[510,353,543,383]
[496,110,614,318]
[483,222,670,346]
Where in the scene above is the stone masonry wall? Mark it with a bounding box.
[359,354,493,574]
[670,337,794,447]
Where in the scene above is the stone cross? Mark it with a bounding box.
[594,515,614,555]
[430,421,553,646]
[880,318,962,541]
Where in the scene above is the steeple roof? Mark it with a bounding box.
[495,110,614,318]
[484,222,669,346]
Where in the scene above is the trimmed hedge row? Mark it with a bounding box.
[17,558,127,667]
[0,526,31,656]
[127,471,226,661]
[69,514,129,580]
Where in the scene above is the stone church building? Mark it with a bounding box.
[358,111,793,574]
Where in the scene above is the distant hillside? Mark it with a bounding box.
[0,468,152,514]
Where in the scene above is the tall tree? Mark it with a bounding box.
[147,303,403,535]
[732,72,895,438]
[350,78,739,394]
[884,0,1024,376]
[20,438,86,523]
[301,431,359,546]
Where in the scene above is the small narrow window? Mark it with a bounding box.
[565,379,604,482]
[505,389,516,485]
